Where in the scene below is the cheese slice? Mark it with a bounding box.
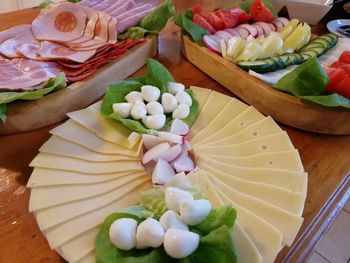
[202,116,282,147]
[35,176,148,230]
[27,168,135,187]
[29,172,148,211]
[194,132,295,157]
[50,120,140,156]
[30,153,144,174]
[190,97,248,145]
[188,91,232,139]
[67,107,137,149]
[74,251,94,263]
[40,136,139,162]
[190,86,212,113]
[43,182,151,249]
[193,106,265,147]
[200,150,304,172]
[209,174,304,246]
[197,157,307,193]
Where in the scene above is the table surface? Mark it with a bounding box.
[0,1,350,263]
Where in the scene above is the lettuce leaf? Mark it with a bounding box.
[0,104,7,123]
[146,58,175,93]
[140,188,167,220]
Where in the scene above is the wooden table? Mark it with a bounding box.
[0,2,349,263]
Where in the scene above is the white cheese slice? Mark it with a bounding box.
[42,182,151,249]
[197,157,307,193]
[188,91,232,139]
[209,174,304,246]
[73,251,94,263]
[190,97,248,145]
[35,176,148,230]
[201,116,282,147]
[189,86,212,113]
[30,153,144,174]
[40,136,139,162]
[193,106,265,147]
[29,172,148,211]
[200,149,304,172]
[27,168,135,188]
[50,120,141,156]
[193,132,295,157]
[67,107,137,149]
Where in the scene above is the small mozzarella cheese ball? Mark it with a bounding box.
[146,101,164,115]
[142,114,166,130]
[136,218,165,249]
[180,199,212,226]
[112,102,133,118]
[167,82,185,95]
[165,187,193,213]
[160,210,188,231]
[162,93,178,113]
[164,228,200,258]
[141,85,161,102]
[172,104,190,119]
[109,218,137,250]
[125,91,143,103]
[131,100,147,120]
[175,91,192,107]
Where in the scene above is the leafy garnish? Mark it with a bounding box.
[146,59,175,93]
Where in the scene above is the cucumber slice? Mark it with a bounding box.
[309,38,330,49]
[311,46,327,56]
[279,54,291,65]
[237,60,272,73]
[270,57,285,70]
[299,43,324,52]
[300,50,318,58]
[293,54,304,64]
[301,53,312,61]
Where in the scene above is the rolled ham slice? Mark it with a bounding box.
[79,0,104,8]
[109,0,135,17]
[116,5,156,33]
[103,0,126,14]
[89,0,119,11]
[114,3,152,21]
[32,2,86,42]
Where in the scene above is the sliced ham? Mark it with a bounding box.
[32,2,86,42]
[116,5,156,33]
[16,42,41,60]
[0,29,34,58]
[0,24,31,44]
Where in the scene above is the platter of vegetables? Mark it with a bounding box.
[176,0,350,135]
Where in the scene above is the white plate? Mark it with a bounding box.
[327,19,350,38]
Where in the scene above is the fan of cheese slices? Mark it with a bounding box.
[27,86,307,263]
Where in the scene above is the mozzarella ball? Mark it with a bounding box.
[112,102,133,118]
[125,91,143,103]
[109,218,137,250]
[161,93,178,113]
[165,187,193,213]
[142,114,166,130]
[180,199,212,226]
[175,91,192,107]
[136,218,165,249]
[172,104,190,119]
[131,100,147,120]
[146,101,164,115]
[164,228,199,258]
[141,85,161,102]
[160,210,188,231]
[167,82,185,95]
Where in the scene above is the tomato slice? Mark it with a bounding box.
[229,7,251,24]
[249,0,274,22]
[331,61,350,75]
[334,77,350,99]
[215,9,238,28]
[206,13,225,30]
[339,51,350,64]
[192,3,203,16]
[192,13,216,34]
[324,67,348,93]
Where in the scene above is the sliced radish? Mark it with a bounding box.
[171,155,195,173]
[153,144,182,163]
[236,24,258,38]
[273,20,284,32]
[158,131,184,144]
[235,27,249,39]
[183,140,192,152]
[254,22,272,36]
[203,35,221,54]
[170,118,189,135]
[142,134,165,150]
[143,160,156,174]
[252,23,264,37]
[142,142,170,164]
[225,28,240,37]
[215,30,232,41]
[152,159,175,185]
[275,17,289,27]
[267,23,276,31]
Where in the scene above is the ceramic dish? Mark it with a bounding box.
[327,19,350,38]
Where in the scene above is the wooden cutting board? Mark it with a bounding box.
[0,35,158,135]
[181,34,350,135]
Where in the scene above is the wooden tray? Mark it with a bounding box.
[181,34,350,135]
[0,35,158,135]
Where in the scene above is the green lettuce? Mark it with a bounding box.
[140,188,167,220]
[273,57,350,108]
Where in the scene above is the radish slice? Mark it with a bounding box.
[252,23,264,37]
[267,23,276,31]
[254,22,272,36]
[172,155,195,173]
[225,28,240,37]
[152,159,175,185]
[170,118,189,135]
[203,35,221,54]
[142,142,170,164]
[275,17,289,27]
[235,27,249,39]
[236,24,258,38]
[273,20,284,31]
[153,144,182,163]
[214,31,231,42]
[158,132,184,144]
[142,134,166,150]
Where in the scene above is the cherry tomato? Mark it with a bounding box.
[192,13,216,34]
[206,13,225,30]
[331,61,350,75]
[339,51,350,64]
[215,9,238,28]
[192,3,203,16]
[324,67,348,93]
[229,7,251,24]
[249,0,274,22]
[334,77,350,99]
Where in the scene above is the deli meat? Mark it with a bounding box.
[0,25,34,58]
[0,24,31,43]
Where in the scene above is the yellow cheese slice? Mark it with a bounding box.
[188,91,232,139]
[197,157,307,193]
[29,172,148,211]
[50,120,141,156]
[209,174,304,246]
[189,86,212,113]
[190,97,248,145]
[42,182,151,249]
[200,149,304,172]
[40,136,139,162]
[193,106,265,146]
[202,116,282,147]
[67,107,138,149]
[74,251,94,263]
[27,168,135,188]
[30,153,144,174]
[35,176,148,230]
[194,132,295,157]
